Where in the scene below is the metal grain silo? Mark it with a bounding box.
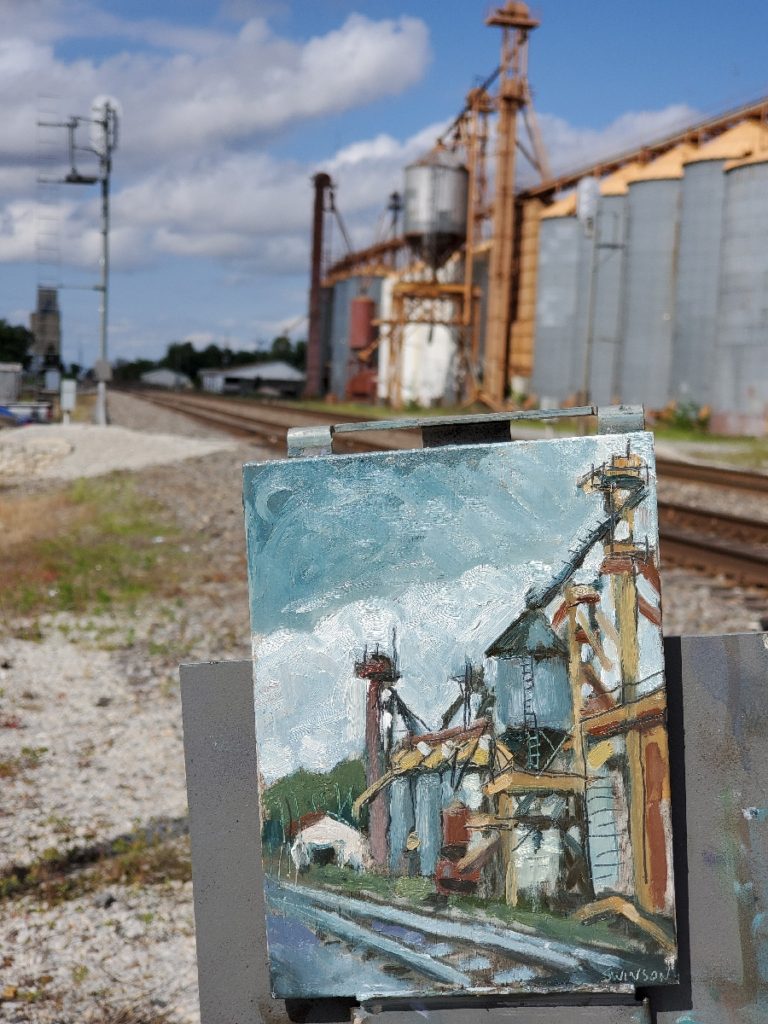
[670,122,768,409]
[582,163,641,404]
[617,144,697,409]
[713,136,768,434]
[530,192,584,403]
[328,276,383,398]
[404,149,468,269]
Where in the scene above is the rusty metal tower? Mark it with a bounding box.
[484,2,550,406]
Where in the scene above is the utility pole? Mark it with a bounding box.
[38,99,118,426]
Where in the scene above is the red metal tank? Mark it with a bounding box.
[345,368,377,401]
[442,804,471,846]
[349,296,376,350]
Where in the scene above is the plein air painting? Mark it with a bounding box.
[242,433,678,1000]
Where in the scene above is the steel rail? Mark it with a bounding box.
[129,390,768,588]
[658,502,768,545]
[660,529,768,588]
[135,391,768,487]
[655,457,768,494]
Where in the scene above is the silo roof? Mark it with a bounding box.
[627,142,698,183]
[599,161,644,196]
[724,122,768,170]
[485,608,567,659]
[686,120,768,165]
[539,192,577,219]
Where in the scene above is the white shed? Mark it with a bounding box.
[290,815,371,873]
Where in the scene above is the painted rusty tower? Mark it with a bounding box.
[354,639,401,867]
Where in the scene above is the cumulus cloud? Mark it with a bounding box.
[0,4,432,272]
[0,6,430,170]
[537,102,702,177]
[0,1,707,366]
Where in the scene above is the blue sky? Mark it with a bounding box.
[1,1,768,367]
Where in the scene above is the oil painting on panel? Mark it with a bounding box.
[242,432,678,1000]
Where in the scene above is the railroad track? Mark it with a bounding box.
[130,390,768,588]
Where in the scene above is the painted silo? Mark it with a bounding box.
[713,139,768,434]
[617,144,697,410]
[530,193,584,404]
[485,609,571,732]
[388,776,415,873]
[670,123,768,409]
[582,163,641,404]
[414,774,443,876]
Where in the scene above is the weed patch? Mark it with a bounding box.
[0,745,47,780]
[0,475,190,620]
[0,831,191,905]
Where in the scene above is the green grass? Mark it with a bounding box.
[446,892,666,954]
[286,863,665,956]
[0,474,188,620]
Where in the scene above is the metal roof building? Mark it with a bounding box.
[199,360,306,398]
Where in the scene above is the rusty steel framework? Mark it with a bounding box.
[482,2,549,405]
[374,1,551,410]
[315,0,768,412]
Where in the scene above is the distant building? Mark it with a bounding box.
[29,287,61,368]
[0,363,22,403]
[199,360,305,398]
[140,368,193,390]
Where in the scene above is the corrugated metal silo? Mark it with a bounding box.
[713,138,768,434]
[583,163,641,404]
[328,276,383,398]
[404,150,468,269]
[617,143,697,409]
[530,192,584,403]
[670,122,768,409]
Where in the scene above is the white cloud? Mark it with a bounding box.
[0,5,433,276]
[0,2,709,367]
[537,103,701,177]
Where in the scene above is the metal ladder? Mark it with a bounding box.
[586,777,622,888]
[522,656,541,771]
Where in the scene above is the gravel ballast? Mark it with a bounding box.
[0,392,764,1022]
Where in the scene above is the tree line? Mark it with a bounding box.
[113,335,307,383]
[0,318,305,382]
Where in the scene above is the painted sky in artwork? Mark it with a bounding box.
[243,433,661,783]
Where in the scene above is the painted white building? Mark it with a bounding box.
[290,815,370,873]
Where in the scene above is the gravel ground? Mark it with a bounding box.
[0,422,235,483]
[0,391,764,1022]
